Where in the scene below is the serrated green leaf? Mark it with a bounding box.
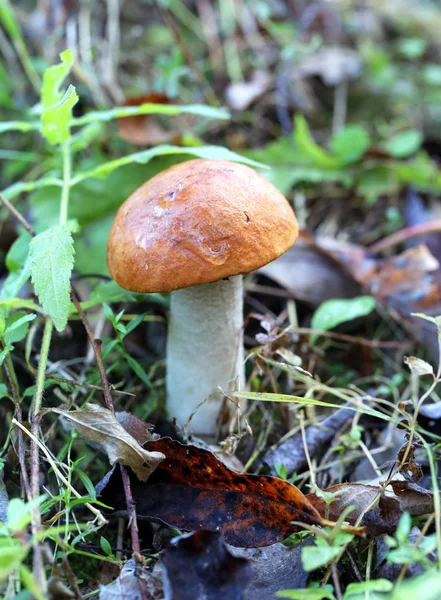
[41,49,78,145]
[29,223,76,331]
[42,84,79,145]
[41,49,73,108]
[311,296,377,340]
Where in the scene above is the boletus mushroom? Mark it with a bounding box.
[107,159,298,436]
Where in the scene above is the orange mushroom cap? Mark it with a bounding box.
[107,159,298,293]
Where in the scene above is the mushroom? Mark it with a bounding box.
[107,159,298,436]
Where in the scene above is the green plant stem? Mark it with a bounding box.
[59,142,72,225]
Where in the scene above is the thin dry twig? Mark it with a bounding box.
[368,220,441,254]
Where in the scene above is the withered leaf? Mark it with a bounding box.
[99,438,321,547]
[404,356,434,377]
[259,234,361,307]
[161,531,251,600]
[50,405,165,481]
[117,93,178,146]
[115,411,157,446]
[307,482,436,536]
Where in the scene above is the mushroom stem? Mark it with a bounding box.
[166,275,244,436]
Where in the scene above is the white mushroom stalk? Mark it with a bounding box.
[166,276,244,436]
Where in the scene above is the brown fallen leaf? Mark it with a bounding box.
[307,481,436,536]
[49,405,165,481]
[98,437,321,547]
[117,93,179,146]
[115,411,158,446]
[322,241,441,356]
[259,233,361,306]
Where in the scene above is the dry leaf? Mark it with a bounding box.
[259,234,361,306]
[307,481,436,536]
[404,356,434,377]
[99,437,321,547]
[116,411,158,446]
[50,405,165,481]
[117,93,178,146]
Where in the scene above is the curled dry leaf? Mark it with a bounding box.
[99,437,321,547]
[307,481,436,536]
[49,404,165,481]
[161,531,251,600]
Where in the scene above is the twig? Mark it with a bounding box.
[2,351,31,499]
[368,220,441,254]
[0,193,36,236]
[70,289,114,412]
[293,327,412,349]
[70,287,147,599]
[30,317,53,593]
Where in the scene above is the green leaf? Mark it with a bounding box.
[0,537,27,581]
[42,84,79,145]
[6,496,46,533]
[74,469,97,499]
[72,144,267,184]
[1,231,31,303]
[29,222,76,331]
[277,588,336,600]
[72,102,230,127]
[41,49,74,108]
[4,312,36,345]
[390,571,441,600]
[384,131,423,158]
[100,536,113,557]
[311,296,376,340]
[41,49,78,145]
[302,545,341,571]
[330,125,370,164]
[344,579,393,597]
[125,355,152,389]
[235,391,390,423]
[294,115,341,168]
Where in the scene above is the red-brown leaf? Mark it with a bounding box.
[99,438,321,547]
